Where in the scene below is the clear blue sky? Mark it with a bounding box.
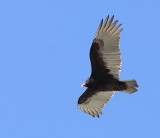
[0,0,159,138]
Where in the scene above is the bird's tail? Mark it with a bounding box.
[120,80,138,94]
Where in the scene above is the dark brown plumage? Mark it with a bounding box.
[78,15,138,118]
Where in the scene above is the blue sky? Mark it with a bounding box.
[0,0,160,138]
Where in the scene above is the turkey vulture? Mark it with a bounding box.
[78,15,138,118]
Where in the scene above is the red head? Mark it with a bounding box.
[81,82,87,87]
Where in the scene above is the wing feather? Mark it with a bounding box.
[93,15,123,78]
[95,19,103,37]
[78,88,115,118]
[100,15,109,32]
[110,24,122,34]
[103,15,114,31]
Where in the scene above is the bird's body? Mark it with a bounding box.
[78,15,138,118]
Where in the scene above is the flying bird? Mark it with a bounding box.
[78,15,138,118]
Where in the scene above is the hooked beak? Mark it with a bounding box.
[81,82,87,87]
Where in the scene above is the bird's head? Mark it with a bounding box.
[81,82,87,87]
[81,78,95,87]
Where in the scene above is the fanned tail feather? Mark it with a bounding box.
[120,80,138,94]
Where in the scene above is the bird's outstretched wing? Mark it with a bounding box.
[78,88,115,118]
[90,15,123,79]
